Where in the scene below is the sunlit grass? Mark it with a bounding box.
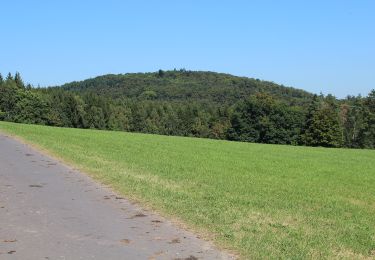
[1,121,374,259]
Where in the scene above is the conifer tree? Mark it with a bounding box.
[301,95,320,145]
[14,72,24,88]
[6,72,13,81]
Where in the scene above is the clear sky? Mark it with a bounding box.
[1,0,374,98]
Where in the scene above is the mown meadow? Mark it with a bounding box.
[0,121,374,259]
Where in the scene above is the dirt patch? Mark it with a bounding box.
[148,250,165,260]
[120,239,131,244]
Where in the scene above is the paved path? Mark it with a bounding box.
[0,134,233,260]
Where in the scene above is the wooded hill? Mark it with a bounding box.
[60,70,313,106]
[1,70,374,148]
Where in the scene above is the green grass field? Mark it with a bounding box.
[1,121,374,259]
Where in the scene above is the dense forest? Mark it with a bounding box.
[1,70,374,149]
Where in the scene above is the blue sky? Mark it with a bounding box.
[1,0,374,97]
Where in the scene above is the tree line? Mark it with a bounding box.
[0,71,374,149]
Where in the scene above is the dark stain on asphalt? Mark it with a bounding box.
[174,256,198,260]
[47,163,57,166]
[25,153,34,157]
[7,250,16,254]
[3,239,17,243]
[169,238,181,244]
[152,220,163,223]
[29,184,43,188]
[131,213,147,218]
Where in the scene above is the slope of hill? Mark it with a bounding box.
[59,70,313,106]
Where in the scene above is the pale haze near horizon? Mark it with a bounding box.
[0,0,374,98]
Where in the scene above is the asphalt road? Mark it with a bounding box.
[0,134,233,260]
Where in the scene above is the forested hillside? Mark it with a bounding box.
[60,70,313,106]
[1,70,374,148]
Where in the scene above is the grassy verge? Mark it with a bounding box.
[1,121,374,259]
